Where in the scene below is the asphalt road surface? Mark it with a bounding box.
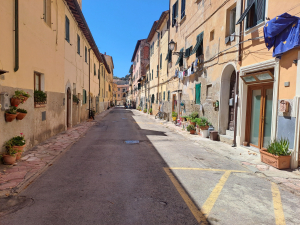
[1,107,300,224]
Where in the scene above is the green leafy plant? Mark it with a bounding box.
[190,112,199,120]
[187,124,196,131]
[17,90,31,98]
[149,108,153,114]
[143,109,147,113]
[4,140,17,156]
[196,117,209,127]
[73,94,80,104]
[5,106,17,114]
[137,106,141,110]
[267,138,291,156]
[34,90,47,103]
[172,111,178,117]
[17,108,27,113]
[190,118,198,124]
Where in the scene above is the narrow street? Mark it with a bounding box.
[1,107,300,225]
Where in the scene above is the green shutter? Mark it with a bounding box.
[160,54,162,69]
[175,48,184,65]
[168,91,170,101]
[163,91,165,100]
[83,89,86,104]
[191,32,204,55]
[195,83,201,104]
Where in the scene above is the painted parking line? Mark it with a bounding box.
[169,167,248,173]
[271,182,286,225]
[163,168,209,224]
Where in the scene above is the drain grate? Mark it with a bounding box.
[125,140,139,144]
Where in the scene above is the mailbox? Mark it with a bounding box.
[280,100,289,112]
[0,92,10,110]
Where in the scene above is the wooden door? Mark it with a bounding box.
[245,83,273,149]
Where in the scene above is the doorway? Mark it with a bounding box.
[246,84,273,149]
[228,71,236,131]
[67,87,71,128]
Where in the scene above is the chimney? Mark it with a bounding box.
[104,52,106,55]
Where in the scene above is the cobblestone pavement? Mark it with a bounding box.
[0,109,111,197]
[139,111,300,194]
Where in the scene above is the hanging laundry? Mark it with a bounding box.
[175,69,178,77]
[183,70,185,77]
[187,67,191,76]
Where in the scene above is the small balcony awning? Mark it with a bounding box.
[175,50,184,66]
[191,32,204,55]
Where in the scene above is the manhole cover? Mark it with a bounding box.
[125,140,139,144]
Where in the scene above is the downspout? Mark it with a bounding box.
[156,31,160,107]
[14,0,19,72]
[232,0,243,147]
[99,61,101,110]
[88,49,91,116]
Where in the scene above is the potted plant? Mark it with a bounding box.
[34,90,47,107]
[5,106,18,122]
[10,91,23,107]
[198,117,209,130]
[190,112,199,120]
[143,109,147,113]
[187,124,196,134]
[190,118,197,126]
[16,90,31,103]
[137,106,141,111]
[16,108,27,120]
[2,140,17,165]
[172,112,178,121]
[11,133,26,160]
[260,138,291,169]
[149,108,153,115]
[73,94,80,104]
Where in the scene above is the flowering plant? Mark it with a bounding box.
[10,133,26,146]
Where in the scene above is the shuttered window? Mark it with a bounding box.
[195,83,201,105]
[157,65,159,77]
[181,0,186,19]
[172,1,178,27]
[83,89,87,104]
[65,16,70,42]
[168,91,170,101]
[160,54,162,69]
[85,47,87,63]
[94,64,96,75]
[77,35,80,55]
[163,91,165,100]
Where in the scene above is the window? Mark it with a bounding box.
[43,0,51,27]
[236,0,266,29]
[206,84,212,99]
[195,83,201,104]
[35,73,41,91]
[157,33,160,47]
[175,48,184,66]
[65,16,70,42]
[98,69,100,79]
[118,94,120,97]
[230,8,236,35]
[77,35,80,55]
[151,94,155,103]
[163,91,165,100]
[94,64,96,75]
[168,91,170,101]
[181,0,186,19]
[196,33,204,57]
[166,49,172,62]
[184,46,193,58]
[123,89,126,92]
[160,54,162,69]
[210,30,214,41]
[157,65,159,77]
[83,89,87,104]
[172,1,178,27]
[118,88,120,91]
[85,47,87,63]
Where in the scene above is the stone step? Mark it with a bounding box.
[219,134,234,145]
[226,129,234,137]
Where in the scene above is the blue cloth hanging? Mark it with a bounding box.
[264,13,300,58]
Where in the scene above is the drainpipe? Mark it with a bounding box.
[14,0,19,72]
[99,61,101,110]
[232,0,243,147]
[88,48,91,117]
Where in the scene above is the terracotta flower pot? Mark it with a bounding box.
[5,113,18,122]
[21,96,28,102]
[16,113,27,120]
[2,155,16,165]
[200,125,209,130]
[190,130,196,134]
[259,150,291,170]
[11,98,21,107]
[16,151,22,160]
[13,145,25,152]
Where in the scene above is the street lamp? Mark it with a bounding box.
[168,39,175,51]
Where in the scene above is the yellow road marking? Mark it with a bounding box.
[135,122,154,124]
[169,167,247,173]
[271,182,286,225]
[163,168,209,224]
[202,171,231,217]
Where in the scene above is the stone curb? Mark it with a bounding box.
[0,108,111,197]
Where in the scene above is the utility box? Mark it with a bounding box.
[0,92,10,111]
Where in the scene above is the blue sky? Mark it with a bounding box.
[83,0,169,78]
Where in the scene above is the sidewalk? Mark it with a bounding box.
[137,110,300,194]
[0,109,111,197]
